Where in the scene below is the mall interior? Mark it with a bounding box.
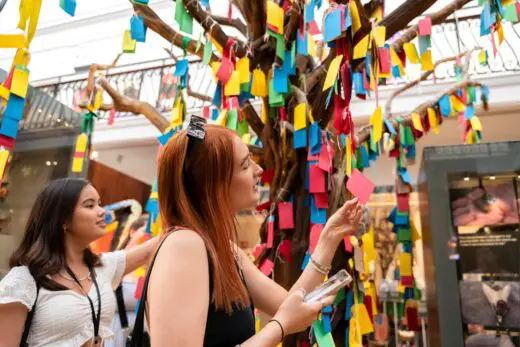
[1,0,520,346]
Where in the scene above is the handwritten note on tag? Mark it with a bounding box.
[346,169,375,204]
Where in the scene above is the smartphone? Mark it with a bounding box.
[304,269,352,303]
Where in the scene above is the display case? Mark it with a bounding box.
[419,142,520,347]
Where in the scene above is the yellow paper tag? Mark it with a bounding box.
[123,30,136,53]
[374,26,386,47]
[267,1,284,34]
[450,95,466,113]
[0,85,9,102]
[403,43,419,64]
[261,102,267,124]
[224,70,240,96]
[497,20,504,45]
[211,62,221,80]
[353,303,374,335]
[400,253,412,276]
[216,110,227,126]
[12,48,31,68]
[27,0,42,45]
[0,35,26,49]
[209,35,223,53]
[411,221,421,242]
[427,107,439,134]
[421,49,434,71]
[242,133,251,144]
[308,34,317,57]
[72,134,88,173]
[370,106,383,142]
[0,149,10,179]
[470,116,483,131]
[350,1,361,35]
[346,136,352,176]
[353,35,370,60]
[390,47,402,66]
[171,98,183,127]
[236,57,251,84]
[294,103,306,130]
[323,54,343,91]
[411,112,424,132]
[251,69,268,97]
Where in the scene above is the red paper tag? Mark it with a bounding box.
[346,169,376,204]
[377,47,391,74]
[203,106,210,119]
[267,217,275,248]
[253,243,267,259]
[261,169,275,184]
[406,306,420,331]
[259,258,274,276]
[216,57,234,84]
[310,224,324,254]
[401,275,414,287]
[0,135,16,149]
[279,239,293,263]
[134,276,145,300]
[318,143,333,173]
[256,200,272,212]
[314,192,329,209]
[309,20,321,35]
[309,165,326,193]
[344,236,353,253]
[278,202,294,230]
[397,193,410,212]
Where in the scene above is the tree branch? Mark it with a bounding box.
[241,100,264,136]
[86,54,121,98]
[210,13,248,37]
[132,2,219,62]
[380,0,437,40]
[98,78,169,132]
[284,0,303,49]
[181,0,248,58]
[391,0,472,52]
[357,78,483,144]
[232,0,266,41]
[384,48,481,119]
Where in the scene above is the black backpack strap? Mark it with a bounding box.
[130,234,172,347]
[115,284,129,329]
[20,285,40,347]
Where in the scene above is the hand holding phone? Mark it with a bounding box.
[304,269,352,303]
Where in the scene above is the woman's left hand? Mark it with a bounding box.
[320,198,363,245]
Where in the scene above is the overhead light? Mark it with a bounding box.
[52,161,58,166]
[464,177,470,181]
[90,151,99,159]
[45,161,51,166]
[489,176,496,180]
[56,118,61,123]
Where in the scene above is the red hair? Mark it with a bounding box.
[158,125,249,313]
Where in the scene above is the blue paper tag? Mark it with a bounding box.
[130,15,147,42]
[438,95,451,117]
[323,9,342,42]
[273,66,289,94]
[213,82,222,107]
[305,0,315,23]
[353,72,366,96]
[294,128,307,149]
[174,59,189,77]
[4,94,25,121]
[0,116,20,139]
[310,123,322,155]
[297,32,308,57]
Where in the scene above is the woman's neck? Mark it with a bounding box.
[64,238,87,271]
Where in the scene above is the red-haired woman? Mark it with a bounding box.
[141,116,362,347]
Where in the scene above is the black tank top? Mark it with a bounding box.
[204,257,255,347]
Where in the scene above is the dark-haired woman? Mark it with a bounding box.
[0,178,159,347]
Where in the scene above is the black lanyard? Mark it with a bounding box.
[65,265,102,342]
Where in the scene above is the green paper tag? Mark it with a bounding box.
[237,119,249,137]
[195,33,202,53]
[312,321,335,347]
[405,126,415,145]
[398,228,411,242]
[226,109,238,130]
[175,0,193,34]
[203,37,213,65]
[504,4,519,23]
[333,288,346,306]
[467,86,476,104]
[269,79,285,106]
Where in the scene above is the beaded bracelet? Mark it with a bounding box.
[309,256,331,276]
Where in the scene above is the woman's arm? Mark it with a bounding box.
[0,303,27,347]
[123,236,160,275]
[239,198,362,317]
[148,230,209,346]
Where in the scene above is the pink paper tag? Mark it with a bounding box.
[309,20,321,35]
[346,169,375,204]
[397,193,410,212]
[307,150,319,162]
[253,243,267,259]
[377,47,391,74]
[344,236,353,253]
[314,192,329,209]
[310,224,324,254]
[134,276,145,300]
[267,217,274,248]
[259,258,274,276]
[418,17,432,36]
[108,109,116,125]
[278,202,295,230]
[216,57,234,84]
[203,106,210,119]
[309,165,326,193]
[279,239,293,263]
[318,143,333,173]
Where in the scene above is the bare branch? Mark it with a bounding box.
[86,54,122,98]
[232,0,266,41]
[380,0,437,40]
[133,3,219,62]
[98,78,169,132]
[284,0,303,49]
[384,48,481,119]
[181,0,248,58]
[391,0,472,52]
[210,13,248,37]
[241,100,264,136]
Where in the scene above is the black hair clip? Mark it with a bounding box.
[184,115,207,174]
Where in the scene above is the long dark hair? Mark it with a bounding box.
[9,178,101,289]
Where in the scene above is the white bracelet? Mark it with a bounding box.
[309,256,331,276]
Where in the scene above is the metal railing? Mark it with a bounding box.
[30,18,520,129]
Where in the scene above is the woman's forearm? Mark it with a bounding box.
[123,236,160,275]
[240,321,283,347]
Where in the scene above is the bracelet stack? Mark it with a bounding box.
[309,256,331,276]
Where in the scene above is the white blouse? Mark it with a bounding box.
[0,251,126,347]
